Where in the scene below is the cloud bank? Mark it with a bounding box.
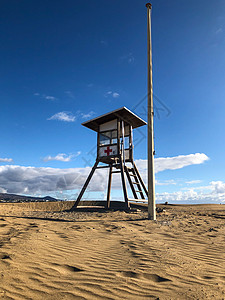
[136,153,209,173]
[0,165,104,195]
[0,153,211,202]
[156,180,225,204]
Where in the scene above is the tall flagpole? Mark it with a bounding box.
[146,3,156,220]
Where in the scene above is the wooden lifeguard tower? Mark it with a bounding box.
[72,107,148,209]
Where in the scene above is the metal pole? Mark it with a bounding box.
[146,3,156,220]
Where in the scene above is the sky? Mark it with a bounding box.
[0,0,225,203]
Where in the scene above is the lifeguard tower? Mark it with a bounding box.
[72,107,148,209]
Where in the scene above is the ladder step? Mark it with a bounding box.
[112,164,120,168]
[126,167,133,171]
[132,182,139,185]
[129,174,136,177]
[128,199,147,203]
[135,190,143,193]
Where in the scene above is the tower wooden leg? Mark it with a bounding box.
[106,164,113,209]
[119,156,130,209]
[71,159,99,210]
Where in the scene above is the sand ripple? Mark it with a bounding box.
[0,203,225,299]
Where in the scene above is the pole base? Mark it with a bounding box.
[148,214,156,220]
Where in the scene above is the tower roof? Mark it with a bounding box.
[82,107,147,132]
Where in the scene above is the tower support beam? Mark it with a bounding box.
[72,158,100,208]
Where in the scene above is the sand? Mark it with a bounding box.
[0,201,225,299]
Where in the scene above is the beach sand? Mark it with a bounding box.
[0,201,224,299]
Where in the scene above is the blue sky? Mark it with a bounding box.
[0,0,225,203]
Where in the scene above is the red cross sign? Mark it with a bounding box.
[104,146,112,156]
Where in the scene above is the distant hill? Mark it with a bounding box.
[0,193,59,203]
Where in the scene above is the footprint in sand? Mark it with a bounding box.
[0,254,11,260]
[70,225,83,231]
[0,254,11,265]
[64,265,83,272]
[119,271,141,279]
[50,263,83,275]
[202,275,214,280]
[143,274,171,282]
[117,271,171,283]
[29,223,39,228]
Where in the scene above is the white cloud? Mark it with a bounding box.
[105,91,112,97]
[81,111,95,119]
[34,93,57,101]
[65,91,75,99]
[155,153,209,172]
[0,158,13,163]
[135,153,209,174]
[104,91,120,98]
[120,53,134,64]
[0,187,7,193]
[112,92,120,98]
[48,112,76,122]
[215,28,223,34]
[43,152,81,162]
[156,179,177,186]
[44,95,56,101]
[210,181,225,194]
[156,190,198,203]
[186,180,202,184]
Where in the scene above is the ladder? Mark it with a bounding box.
[124,163,148,203]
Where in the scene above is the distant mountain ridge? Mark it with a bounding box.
[0,193,59,203]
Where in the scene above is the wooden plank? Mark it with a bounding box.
[106,165,113,209]
[96,165,110,169]
[119,154,129,209]
[71,159,100,209]
[130,125,133,161]
[129,199,148,203]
